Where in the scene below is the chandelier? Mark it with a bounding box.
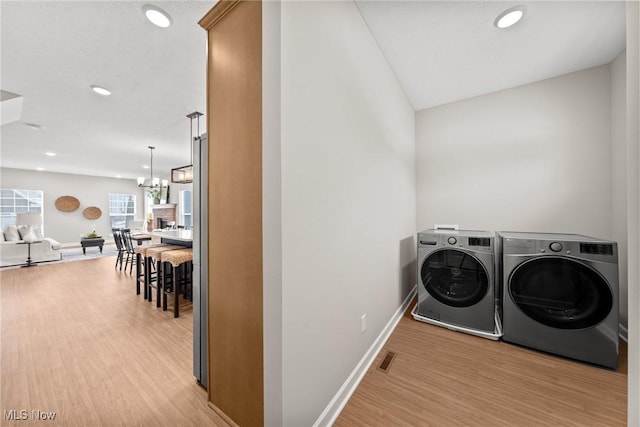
[137,146,168,188]
[171,111,203,184]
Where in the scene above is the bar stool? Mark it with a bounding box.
[134,243,167,298]
[160,248,193,318]
[144,245,184,307]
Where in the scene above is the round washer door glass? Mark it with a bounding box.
[509,257,613,329]
[421,249,489,308]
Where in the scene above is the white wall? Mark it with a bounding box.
[626,2,640,425]
[0,167,144,245]
[167,181,192,226]
[416,65,612,239]
[280,1,415,425]
[611,50,628,334]
[167,182,192,205]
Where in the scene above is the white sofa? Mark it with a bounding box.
[1,225,62,267]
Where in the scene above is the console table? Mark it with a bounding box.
[80,237,105,254]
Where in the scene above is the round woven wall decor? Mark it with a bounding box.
[55,195,80,212]
[83,206,102,220]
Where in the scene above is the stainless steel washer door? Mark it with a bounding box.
[420,249,489,308]
[508,257,613,330]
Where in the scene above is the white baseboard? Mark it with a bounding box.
[620,324,628,342]
[312,285,417,427]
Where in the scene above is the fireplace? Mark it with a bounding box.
[151,204,176,230]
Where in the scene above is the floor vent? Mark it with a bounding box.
[377,351,396,373]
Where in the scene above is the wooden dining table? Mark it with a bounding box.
[130,234,153,245]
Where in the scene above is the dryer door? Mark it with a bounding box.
[509,257,613,329]
[420,249,489,308]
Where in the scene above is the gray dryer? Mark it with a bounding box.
[500,232,619,369]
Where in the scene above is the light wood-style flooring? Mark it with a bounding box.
[2,258,627,426]
[335,302,627,426]
[0,256,228,427]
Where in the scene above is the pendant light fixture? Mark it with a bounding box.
[137,146,168,188]
[171,111,203,184]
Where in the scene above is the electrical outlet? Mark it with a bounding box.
[361,314,367,334]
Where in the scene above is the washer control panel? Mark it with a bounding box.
[549,242,563,252]
[418,231,494,252]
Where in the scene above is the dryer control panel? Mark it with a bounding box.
[580,243,614,256]
[501,235,617,262]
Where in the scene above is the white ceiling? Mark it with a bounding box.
[0,1,627,180]
[355,1,626,110]
[1,1,213,182]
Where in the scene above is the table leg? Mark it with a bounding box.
[99,245,103,253]
[22,242,37,268]
[82,246,86,255]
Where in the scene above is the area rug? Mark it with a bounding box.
[0,246,120,270]
[58,245,119,262]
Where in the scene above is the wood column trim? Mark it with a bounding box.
[199,0,242,29]
[207,401,240,427]
[200,1,264,426]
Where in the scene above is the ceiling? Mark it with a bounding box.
[0,1,213,182]
[0,1,627,180]
[355,1,626,110]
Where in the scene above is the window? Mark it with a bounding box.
[0,189,43,229]
[109,193,136,230]
[180,190,192,229]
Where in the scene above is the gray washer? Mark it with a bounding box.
[414,229,499,338]
[500,231,619,369]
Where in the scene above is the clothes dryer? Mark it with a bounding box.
[500,232,619,369]
[412,229,501,340]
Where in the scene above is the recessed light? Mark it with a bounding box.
[23,122,45,130]
[36,167,44,171]
[90,85,111,96]
[115,175,122,179]
[44,152,56,157]
[142,4,172,28]
[494,6,526,29]
[143,165,149,169]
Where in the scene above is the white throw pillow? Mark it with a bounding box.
[21,226,38,243]
[17,225,44,239]
[17,225,30,239]
[4,224,20,241]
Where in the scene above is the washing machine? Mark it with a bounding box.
[412,229,501,340]
[500,232,619,369]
